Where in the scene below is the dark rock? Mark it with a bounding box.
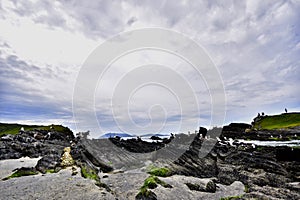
[150,136,162,140]
[108,135,174,153]
[185,179,216,193]
[36,154,61,173]
[0,129,73,160]
[135,190,157,200]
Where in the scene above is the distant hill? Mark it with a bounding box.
[140,133,170,137]
[0,123,72,137]
[99,133,135,138]
[253,112,300,130]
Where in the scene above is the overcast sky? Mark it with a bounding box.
[0,0,299,137]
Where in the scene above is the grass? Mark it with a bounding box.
[148,167,171,177]
[0,123,73,137]
[2,168,38,180]
[253,113,300,130]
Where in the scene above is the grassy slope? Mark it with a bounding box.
[0,123,72,137]
[253,112,300,130]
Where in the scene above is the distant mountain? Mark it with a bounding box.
[99,133,135,139]
[141,133,170,137]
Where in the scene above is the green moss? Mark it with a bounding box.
[244,185,250,193]
[143,176,159,189]
[80,165,99,181]
[148,167,171,177]
[137,175,172,197]
[45,169,56,174]
[3,169,38,180]
[268,137,282,141]
[253,113,300,130]
[137,175,170,199]
[256,147,264,151]
[137,187,153,198]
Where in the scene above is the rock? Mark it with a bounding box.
[0,130,73,160]
[135,190,157,200]
[0,134,14,141]
[244,184,300,200]
[152,175,244,200]
[36,154,61,173]
[185,179,216,193]
[150,136,162,140]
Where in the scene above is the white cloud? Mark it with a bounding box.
[0,0,299,137]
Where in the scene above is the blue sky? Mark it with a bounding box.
[0,0,300,137]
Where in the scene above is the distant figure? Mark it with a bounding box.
[285,108,288,113]
[262,112,264,116]
[170,133,174,139]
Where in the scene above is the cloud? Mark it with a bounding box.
[0,0,299,137]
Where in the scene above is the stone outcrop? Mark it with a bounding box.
[1,125,300,199]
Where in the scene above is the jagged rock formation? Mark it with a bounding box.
[221,122,300,141]
[0,126,299,199]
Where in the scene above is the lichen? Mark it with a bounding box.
[60,147,74,167]
[148,167,171,177]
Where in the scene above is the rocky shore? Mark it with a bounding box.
[0,125,299,199]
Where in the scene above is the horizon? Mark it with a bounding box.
[1,1,300,138]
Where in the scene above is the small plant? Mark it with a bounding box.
[45,169,56,174]
[256,147,264,151]
[244,184,250,193]
[136,175,171,199]
[80,165,99,182]
[2,167,38,180]
[148,167,171,177]
[143,176,159,189]
[136,187,156,199]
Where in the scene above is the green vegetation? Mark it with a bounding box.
[0,123,72,137]
[253,113,300,130]
[220,195,243,200]
[148,167,171,177]
[268,137,282,141]
[256,147,264,151]
[2,168,38,180]
[45,169,57,174]
[137,175,172,198]
[80,165,99,182]
[80,164,111,191]
[244,185,250,193]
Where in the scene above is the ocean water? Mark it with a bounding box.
[238,139,300,147]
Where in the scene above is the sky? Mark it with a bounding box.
[0,0,299,138]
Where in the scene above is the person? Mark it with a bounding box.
[285,108,288,113]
